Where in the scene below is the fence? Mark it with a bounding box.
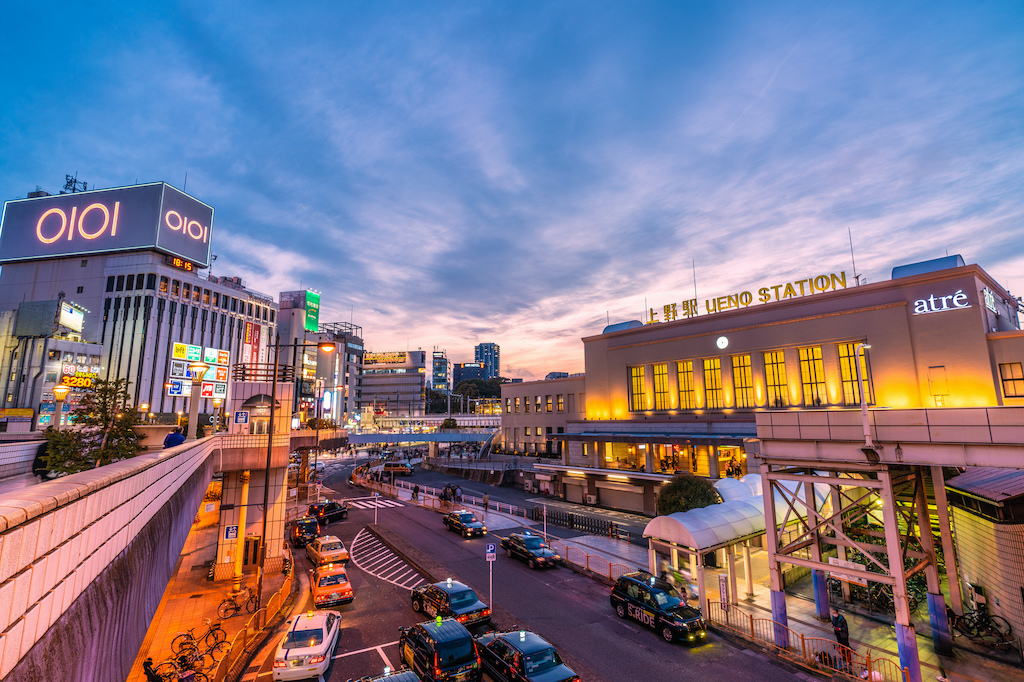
[545,538,633,582]
[705,601,908,682]
[210,548,295,682]
[528,506,613,535]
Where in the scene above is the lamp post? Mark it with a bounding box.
[855,343,873,447]
[186,361,209,441]
[139,403,149,424]
[52,384,70,430]
[213,398,222,433]
[256,336,335,610]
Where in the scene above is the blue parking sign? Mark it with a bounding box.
[234,411,249,424]
[486,543,496,554]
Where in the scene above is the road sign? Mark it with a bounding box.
[225,525,238,540]
[719,574,729,611]
[486,543,496,562]
[828,557,870,586]
[234,411,249,424]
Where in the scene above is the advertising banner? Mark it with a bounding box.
[304,290,321,332]
[58,302,85,332]
[0,183,213,266]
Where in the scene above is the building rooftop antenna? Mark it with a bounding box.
[61,172,87,194]
[848,227,861,286]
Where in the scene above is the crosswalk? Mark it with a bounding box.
[348,497,405,510]
[348,527,426,589]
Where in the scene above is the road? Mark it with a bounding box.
[247,458,803,682]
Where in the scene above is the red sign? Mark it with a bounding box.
[201,382,215,397]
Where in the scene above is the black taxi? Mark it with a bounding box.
[348,667,424,682]
[289,515,320,548]
[443,510,487,538]
[398,617,482,682]
[411,578,491,627]
[500,532,564,569]
[309,499,349,524]
[474,629,579,682]
[610,571,707,643]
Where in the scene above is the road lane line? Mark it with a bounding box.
[332,640,400,659]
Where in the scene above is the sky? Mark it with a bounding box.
[1,2,1022,380]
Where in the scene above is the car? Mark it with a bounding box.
[272,610,342,682]
[290,515,321,548]
[499,532,564,569]
[310,563,354,607]
[610,571,707,643]
[443,510,487,538]
[348,668,424,682]
[306,535,350,566]
[308,499,349,524]
[474,629,580,682]
[398,618,482,682]
[384,461,414,475]
[411,578,491,626]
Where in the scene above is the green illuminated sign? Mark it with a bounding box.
[304,291,320,333]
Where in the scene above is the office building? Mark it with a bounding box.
[431,347,450,392]
[453,361,487,385]
[474,342,500,379]
[359,350,427,416]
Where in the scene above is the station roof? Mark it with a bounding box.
[946,467,1024,504]
[558,432,755,446]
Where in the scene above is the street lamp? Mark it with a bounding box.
[139,403,149,424]
[213,398,222,433]
[256,336,335,610]
[186,361,209,440]
[855,343,877,462]
[52,384,70,430]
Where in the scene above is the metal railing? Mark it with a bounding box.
[705,601,908,682]
[546,539,633,582]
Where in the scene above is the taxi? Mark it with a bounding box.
[398,617,482,682]
[272,610,341,681]
[349,668,424,682]
[475,629,579,682]
[310,563,354,607]
[610,571,707,643]
[306,535,350,566]
[442,510,487,538]
[290,516,321,548]
[411,578,491,627]
[499,532,564,569]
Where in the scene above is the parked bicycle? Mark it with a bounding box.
[949,605,1013,644]
[217,586,257,619]
[172,635,229,671]
[150,654,210,682]
[171,618,226,654]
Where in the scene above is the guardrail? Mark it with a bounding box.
[705,601,908,682]
[546,539,633,583]
[210,547,294,682]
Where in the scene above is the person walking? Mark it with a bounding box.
[831,608,851,648]
[142,658,162,682]
[412,483,419,501]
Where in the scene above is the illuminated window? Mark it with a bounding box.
[999,363,1024,397]
[653,363,669,410]
[732,355,753,408]
[557,394,564,411]
[838,343,874,405]
[704,358,723,409]
[183,283,191,300]
[545,395,552,412]
[171,280,180,296]
[677,361,696,410]
[628,366,646,411]
[514,397,520,413]
[192,287,201,303]
[505,398,511,413]
[212,292,219,306]
[524,395,530,413]
[799,346,827,406]
[764,351,788,407]
[159,276,169,293]
[203,289,211,305]
[536,427,543,436]
[535,396,542,413]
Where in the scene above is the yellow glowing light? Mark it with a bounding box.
[608,474,630,482]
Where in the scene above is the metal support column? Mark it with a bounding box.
[879,468,922,682]
[806,481,829,620]
[762,466,790,647]
[233,470,251,592]
[829,486,851,603]
[727,544,738,606]
[743,542,754,599]
[916,469,952,655]
[930,465,963,614]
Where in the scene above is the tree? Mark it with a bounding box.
[440,417,458,430]
[656,474,721,516]
[306,417,337,430]
[42,378,144,476]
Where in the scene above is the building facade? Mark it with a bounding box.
[474,342,500,379]
[453,361,487,385]
[431,347,450,392]
[358,350,427,416]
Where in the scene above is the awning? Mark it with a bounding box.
[557,432,754,446]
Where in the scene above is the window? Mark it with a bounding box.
[172,280,181,296]
[545,395,552,412]
[106,276,115,292]
[247,302,253,317]
[125,274,134,290]
[160,276,169,293]
[514,397,520,413]
[80,259,88,267]
[704,358,723,409]
[146,273,157,290]
[45,371,58,383]
[505,398,512,413]
[76,286,83,294]
[183,283,191,300]
[1000,363,1024,398]
[192,286,201,303]
[653,363,669,410]
[524,395,530,413]
[732,355,753,408]
[115,275,125,291]
[557,394,564,412]
[203,289,211,305]
[677,361,696,410]
[270,310,275,323]
[231,297,238,312]
[838,343,874,405]
[799,346,827,406]
[535,395,542,413]
[628,366,646,411]
[536,427,543,436]
[213,292,219,307]
[136,273,145,290]
[764,351,788,407]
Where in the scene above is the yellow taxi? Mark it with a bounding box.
[311,563,354,607]
[306,535,350,566]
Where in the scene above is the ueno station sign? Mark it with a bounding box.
[0,182,214,267]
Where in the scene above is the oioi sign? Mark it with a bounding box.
[0,182,214,267]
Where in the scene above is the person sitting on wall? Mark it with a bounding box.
[163,427,186,449]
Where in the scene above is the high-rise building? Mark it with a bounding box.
[359,350,427,416]
[431,347,450,392]
[474,342,500,380]
[453,362,487,385]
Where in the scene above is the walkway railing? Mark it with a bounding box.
[705,601,909,682]
[547,539,633,582]
[211,548,294,682]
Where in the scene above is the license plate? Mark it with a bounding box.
[290,659,304,667]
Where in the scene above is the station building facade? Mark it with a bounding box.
[503,258,1024,515]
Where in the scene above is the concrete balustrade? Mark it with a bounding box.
[0,437,216,681]
[0,440,42,481]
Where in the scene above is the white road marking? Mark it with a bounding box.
[349,528,427,589]
[332,639,400,660]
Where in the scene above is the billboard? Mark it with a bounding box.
[167,344,229,397]
[58,302,85,332]
[0,182,214,267]
[304,291,320,333]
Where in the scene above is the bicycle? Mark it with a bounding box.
[171,618,226,654]
[151,655,211,682]
[951,605,1013,642]
[218,586,257,619]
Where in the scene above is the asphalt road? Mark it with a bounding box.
[249,459,804,682]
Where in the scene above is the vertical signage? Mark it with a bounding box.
[304,290,321,333]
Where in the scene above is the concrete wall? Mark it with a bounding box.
[951,507,1024,639]
[0,438,215,681]
[0,441,41,480]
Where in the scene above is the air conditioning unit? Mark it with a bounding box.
[523,481,534,493]
[585,494,597,505]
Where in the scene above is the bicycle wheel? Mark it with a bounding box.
[171,633,194,654]
[980,614,1013,640]
[153,661,178,681]
[192,672,210,682]
[208,639,230,662]
[217,599,236,619]
[204,624,227,646]
[245,594,258,613]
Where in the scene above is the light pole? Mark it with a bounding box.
[186,361,209,441]
[213,398,222,433]
[52,384,70,430]
[256,335,335,610]
[139,403,149,424]
[855,343,872,446]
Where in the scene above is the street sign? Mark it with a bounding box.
[234,411,249,424]
[719,574,729,611]
[828,557,870,586]
[225,525,238,540]
[486,543,496,562]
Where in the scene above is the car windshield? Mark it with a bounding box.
[319,573,347,586]
[296,520,318,532]
[651,584,684,610]
[457,514,478,524]
[284,627,323,648]
[524,647,563,674]
[320,542,343,552]
[523,537,546,550]
[448,589,477,609]
[435,639,474,666]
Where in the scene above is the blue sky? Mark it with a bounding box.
[2,2,1022,379]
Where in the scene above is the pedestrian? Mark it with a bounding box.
[143,658,162,682]
[455,485,462,503]
[164,427,186,448]
[413,484,420,501]
[831,608,850,649]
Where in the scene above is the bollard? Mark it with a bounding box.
[749,612,755,638]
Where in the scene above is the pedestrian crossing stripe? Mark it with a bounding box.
[349,499,404,509]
